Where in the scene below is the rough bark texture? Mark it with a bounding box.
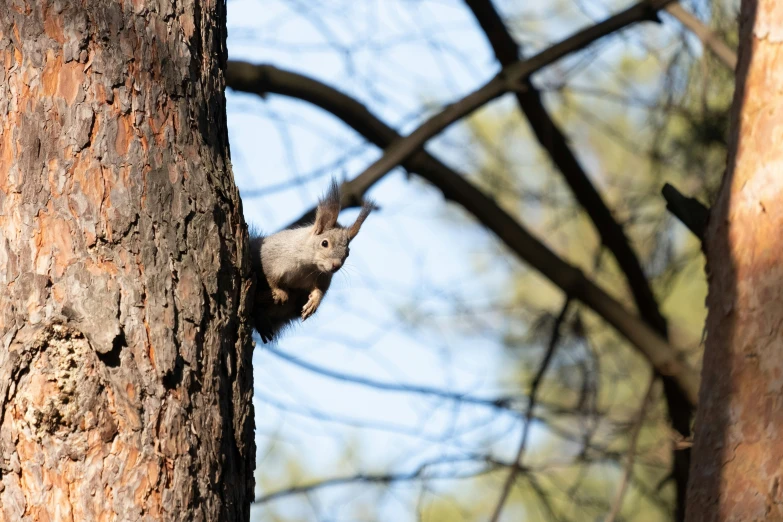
[0,1,255,521]
[685,1,783,520]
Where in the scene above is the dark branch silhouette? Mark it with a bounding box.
[226,63,700,407]
[230,5,718,517]
[662,182,710,240]
[463,1,694,517]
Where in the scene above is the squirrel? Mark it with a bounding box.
[249,179,373,343]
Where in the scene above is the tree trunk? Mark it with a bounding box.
[686,1,783,520]
[0,1,254,521]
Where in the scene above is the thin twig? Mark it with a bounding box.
[664,4,737,70]
[254,455,501,504]
[263,345,521,411]
[604,374,658,522]
[488,298,573,522]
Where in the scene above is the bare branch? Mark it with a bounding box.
[263,345,521,411]
[605,375,658,522]
[489,298,572,522]
[227,64,700,407]
[334,0,677,206]
[662,182,710,240]
[464,0,670,350]
[463,2,694,518]
[664,4,737,70]
[227,65,700,407]
[229,0,676,219]
[253,456,503,505]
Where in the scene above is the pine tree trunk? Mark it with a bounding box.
[686,1,783,520]
[0,1,255,520]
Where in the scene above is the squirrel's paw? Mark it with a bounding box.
[271,287,289,304]
[301,300,318,321]
[301,290,323,321]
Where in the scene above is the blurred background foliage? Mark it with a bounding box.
[225,0,738,520]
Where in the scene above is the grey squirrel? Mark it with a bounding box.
[249,179,373,343]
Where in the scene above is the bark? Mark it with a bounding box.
[685,1,783,520]
[0,1,254,521]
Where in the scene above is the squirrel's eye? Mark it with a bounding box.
[321,239,329,248]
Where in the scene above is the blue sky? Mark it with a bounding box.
[225,2,523,518]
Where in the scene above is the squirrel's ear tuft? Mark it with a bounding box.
[348,199,373,240]
[313,178,342,234]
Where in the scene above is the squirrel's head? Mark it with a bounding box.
[309,179,372,274]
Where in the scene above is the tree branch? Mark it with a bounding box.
[226,63,700,407]
[464,0,670,347]
[664,4,737,70]
[464,2,695,519]
[662,182,710,240]
[489,297,572,522]
[345,0,678,203]
[253,456,503,505]
[605,374,657,522]
[263,344,521,411]
[229,0,676,223]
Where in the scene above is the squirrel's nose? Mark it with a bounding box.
[330,260,342,272]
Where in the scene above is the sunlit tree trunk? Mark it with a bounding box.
[686,1,783,520]
[0,1,254,520]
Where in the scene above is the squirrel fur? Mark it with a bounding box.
[250,179,373,343]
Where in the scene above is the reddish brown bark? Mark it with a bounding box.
[0,1,254,520]
[686,1,783,520]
